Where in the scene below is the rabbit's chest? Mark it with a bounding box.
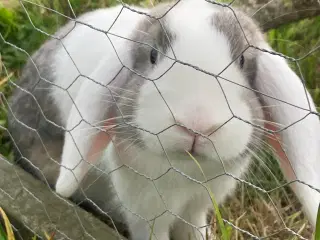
[104,143,251,220]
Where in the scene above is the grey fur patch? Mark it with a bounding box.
[212,8,266,158]
[7,37,63,186]
[7,14,83,185]
[212,8,264,86]
[129,2,176,74]
[112,3,175,148]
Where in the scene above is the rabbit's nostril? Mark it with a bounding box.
[177,124,195,136]
[176,120,217,136]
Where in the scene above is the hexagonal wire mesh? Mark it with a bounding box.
[1,0,320,239]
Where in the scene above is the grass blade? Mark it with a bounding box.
[315,203,320,240]
[0,223,7,240]
[148,219,155,240]
[0,208,14,240]
[186,151,231,240]
[44,231,56,240]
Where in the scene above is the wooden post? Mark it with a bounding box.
[0,157,124,240]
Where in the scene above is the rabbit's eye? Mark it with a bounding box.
[240,55,245,68]
[150,48,158,64]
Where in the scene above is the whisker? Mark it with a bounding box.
[132,29,154,39]
[96,92,137,101]
[251,0,276,17]
[246,146,292,205]
[116,132,141,147]
[123,138,143,152]
[251,135,289,163]
[143,15,153,26]
[252,119,285,127]
[108,88,139,97]
[246,146,283,190]
[251,135,277,150]
[35,87,60,91]
[99,99,137,107]
[246,96,261,103]
[85,116,134,126]
[253,127,276,138]
[77,125,137,134]
[108,85,139,94]
[73,120,136,132]
[252,105,284,110]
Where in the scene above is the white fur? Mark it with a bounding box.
[256,43,320,227]
[52,0,320,239]
[52,5,147,123]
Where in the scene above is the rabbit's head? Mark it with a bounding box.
[110,1,266,166]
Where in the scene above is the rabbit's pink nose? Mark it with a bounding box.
[175,106,219,136]
[176,122,218,154]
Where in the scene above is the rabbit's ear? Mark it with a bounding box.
[54,79,116,198]
[255,43,320,227]
[54,61,132,198]
[53,6,148,198]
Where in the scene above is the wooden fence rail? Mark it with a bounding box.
[0,157,123,240]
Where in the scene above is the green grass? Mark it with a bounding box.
[315,204,320,240]
[187,151,233,240]
[0,0,320,239]
[0,224,7,240]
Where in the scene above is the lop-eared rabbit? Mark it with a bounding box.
[8,0,320,239]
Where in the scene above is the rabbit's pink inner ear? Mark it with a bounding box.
[264,120,297,185]
[86,112,115,164]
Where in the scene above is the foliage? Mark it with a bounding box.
[315,204,320,240]
[268,16,320,108]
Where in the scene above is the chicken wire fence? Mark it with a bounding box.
[0,0,319,239]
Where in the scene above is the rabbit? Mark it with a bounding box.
[7,0,320,239]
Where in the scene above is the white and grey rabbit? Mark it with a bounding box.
[7,0,320,239]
